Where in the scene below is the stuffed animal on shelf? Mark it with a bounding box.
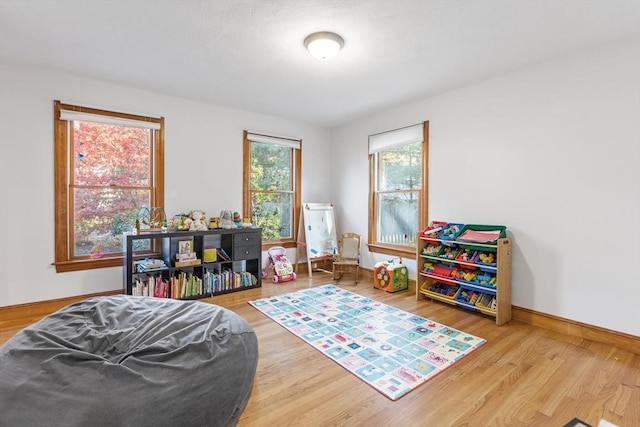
[233,212,242,228]
[208,216,219,229]
[218,210,235,229]
[189,210,208,231]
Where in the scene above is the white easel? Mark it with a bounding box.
[294,203,338,277]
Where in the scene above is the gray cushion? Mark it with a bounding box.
[0,295,258,427]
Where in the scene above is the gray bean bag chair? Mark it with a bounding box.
[0,295,258,427]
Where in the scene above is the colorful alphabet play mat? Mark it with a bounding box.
[248,284,486,400]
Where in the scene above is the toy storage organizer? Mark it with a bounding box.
[416,222,512,326]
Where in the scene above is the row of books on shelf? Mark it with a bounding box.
[131,271,203,298]
[131,269,258,298]
[204,269,256,293]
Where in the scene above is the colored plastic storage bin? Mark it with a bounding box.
[420,221,447,242]
[455,248,477,264]
[437,223,465,242]
[476,293,497,312]
[421,243,443,256]
[433,263,458,279]
[455,289,481,309]
[422,261,436,274]
[437,246,460,261]
[475,251,497,266]
[456,224,507,251]
[423,282,460,301]
[455,267,497,289]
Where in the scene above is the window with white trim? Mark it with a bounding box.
[243,131,301,247]
[368,122,428,258]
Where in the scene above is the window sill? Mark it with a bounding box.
[367,243,416,260]
[261,240,297,251]
[53,256,123,273]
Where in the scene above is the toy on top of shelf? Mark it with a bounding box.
[189,210,208,231]
[219,210,235,229]
[233,212,242,228]
[208,216,219,229]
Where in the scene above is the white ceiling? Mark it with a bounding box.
[1,0,638,128]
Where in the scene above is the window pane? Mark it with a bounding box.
[250,142,291,191]
[251,192,293,240]
[73,188,150,256]
[377,191,418,247]
[378,142,421,191]
[74,121,151,186]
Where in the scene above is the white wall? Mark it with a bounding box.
[331,37,640,336]
[0,62,331,306]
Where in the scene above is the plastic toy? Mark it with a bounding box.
[439,247,459,259]
[429,282,459,297]
[422,244,442,255]
[478,252,496,264]
[439,223,462,240]
[457,290,479,304]
[208,216,219,229]
[458,249,475,262]
[422,262,435,273]
[233,212,242,228]
[374,258,408,292]
[262,246,296,283]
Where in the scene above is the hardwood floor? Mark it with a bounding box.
[2,274,638,426]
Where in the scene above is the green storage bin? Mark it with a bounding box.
[456,224,507,251]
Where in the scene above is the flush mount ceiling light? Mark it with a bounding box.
[304,31,344,60]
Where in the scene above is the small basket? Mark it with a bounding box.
[421,221,447,242]
[433,263,458,279]
[455,289,481,308]
[475,251,497,266]
[456,224,507,251]
[438,223,465,242]
[423,282,460,301]
[455,249,477,264]
[475,293,497,312]
[421,243,443,257]
[437,246,460,261]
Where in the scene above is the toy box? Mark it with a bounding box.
[422,282,460,301]
[455,289,481,310]
[420,221,447,242]
[374,259,408,293]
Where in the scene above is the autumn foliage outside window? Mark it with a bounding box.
[53,101,164,272]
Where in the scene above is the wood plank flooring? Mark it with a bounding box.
[1,274,638,426]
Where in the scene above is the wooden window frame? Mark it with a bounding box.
[368,121,429,260]
[53,100,164,273]
[242,131,301,250]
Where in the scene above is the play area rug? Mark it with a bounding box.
[248,284,486,400]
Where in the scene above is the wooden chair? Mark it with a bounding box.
[332,233,361,284]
